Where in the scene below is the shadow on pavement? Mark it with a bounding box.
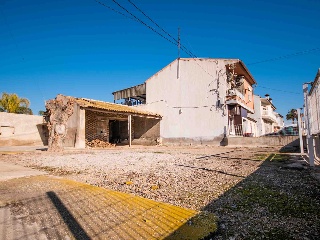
[46,191,90,240]
[166,153,320,239]
[0,176,216,239]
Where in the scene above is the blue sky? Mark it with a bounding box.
[1,0,319,122]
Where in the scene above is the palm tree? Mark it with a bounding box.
[286,109,298,124]
[0,92,33,115]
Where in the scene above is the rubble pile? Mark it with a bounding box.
[86,139,116,148]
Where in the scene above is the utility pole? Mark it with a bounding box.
[303,83,315,167]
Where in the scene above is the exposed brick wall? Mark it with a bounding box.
[85,110,109,142]
[85,110,159,144]
[85,110,97,141]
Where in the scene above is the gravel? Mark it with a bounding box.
[1,145,320,239]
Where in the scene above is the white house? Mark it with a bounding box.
[307,68,320,159]
[248,94,281,136]
[274,112,285,132]
[113,58,257,145]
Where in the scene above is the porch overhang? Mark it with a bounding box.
[112,83,146,101]
[75,97,161,119]
[226,99,254,114]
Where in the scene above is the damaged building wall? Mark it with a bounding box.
[64,104,79,147]
[46,95,161,149]
[46,95,75,151]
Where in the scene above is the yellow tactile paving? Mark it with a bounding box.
[0,175,217,239]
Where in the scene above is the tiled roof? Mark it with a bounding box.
[75,98,161,118]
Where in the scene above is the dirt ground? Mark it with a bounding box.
[1,145,320,239]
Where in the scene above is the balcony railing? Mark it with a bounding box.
[262,110,277,122]
[234,124,243,136]
[227,89,245,101]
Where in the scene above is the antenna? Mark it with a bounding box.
[178,27,180,59]
[177,27,180,79]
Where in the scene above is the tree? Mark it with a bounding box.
[38,110,46,116]
[286,109,298,124]
[0,92,33,115]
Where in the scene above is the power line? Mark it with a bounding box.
[127,0,175,41]
[110,0,177,46]
[256,85,301,95]
[248,47,320,65]
[127,0,197,58]
[94,0,215,79]
[94,0,197,58]
[96,0,313,88]
[94,0,137,22]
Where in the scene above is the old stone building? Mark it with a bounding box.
[46,95,161,149]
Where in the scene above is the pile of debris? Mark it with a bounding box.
[86,139,116,148]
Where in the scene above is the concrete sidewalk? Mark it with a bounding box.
[0,170,217,239]
[0,145,47,154]
[0,161,47,181]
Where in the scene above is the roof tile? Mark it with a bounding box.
[75,98,161,118]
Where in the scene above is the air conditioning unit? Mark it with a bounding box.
[228,89,236,95]
[235,75,244,87]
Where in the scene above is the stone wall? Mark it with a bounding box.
[0,112,48,146]
[227,136,300,148]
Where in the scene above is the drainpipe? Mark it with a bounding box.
[303,83,315,167]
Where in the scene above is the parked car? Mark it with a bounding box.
[265,126,299,136]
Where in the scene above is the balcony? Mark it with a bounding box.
[226,89,254,113]
[226,88,245,100]
[261,109,277,123]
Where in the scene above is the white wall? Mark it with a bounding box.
[137,59,229,143]
[248,95,264,136]
[309,82,320,135]
[0,112,47,146]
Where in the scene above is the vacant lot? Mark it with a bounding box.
[1,146,320,239]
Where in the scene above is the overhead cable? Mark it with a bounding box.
[248,47,320,65]
[110,0,177,46]
[94,0,137,22]
[256,85,301,95]
[127,0,197,58]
